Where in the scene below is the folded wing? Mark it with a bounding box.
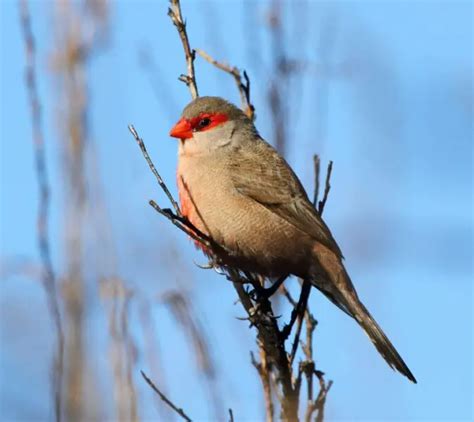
[228,139,343,258]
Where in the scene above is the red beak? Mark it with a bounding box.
[169,118,193,139]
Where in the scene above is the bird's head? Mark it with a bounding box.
[170,96,256,155]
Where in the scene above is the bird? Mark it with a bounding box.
[169,96,416,383]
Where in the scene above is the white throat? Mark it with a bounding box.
[178,120,237,158]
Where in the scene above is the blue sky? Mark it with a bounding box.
[1,0,472,420]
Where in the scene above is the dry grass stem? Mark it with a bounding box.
[19,1,64,420]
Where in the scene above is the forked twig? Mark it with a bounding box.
[286,158,334,367]
[305,371,333,422]
[195,48,255,120]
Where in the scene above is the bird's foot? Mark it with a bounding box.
[255,274,289,300]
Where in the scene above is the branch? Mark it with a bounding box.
[281,281,310,341]
[141,371,192,422]
[251,351,274,422]
[128,125,237,264]
[294,158,334,360]
[168,0,198,99]
[305,372,333,422]
[148,200,205,245]
[318,161,333,216]
[195,48,255,120]
[313,155,321,207]
[128,125,181,216]
[288,281,311,365]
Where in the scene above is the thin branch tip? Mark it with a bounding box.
[141,370,192,421]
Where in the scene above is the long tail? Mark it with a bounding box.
[312,243,417,383]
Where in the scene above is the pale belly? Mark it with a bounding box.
[177,157,312,277]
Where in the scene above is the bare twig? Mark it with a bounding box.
[147,200,228,257]
[141,370,192,422]
[318,161,333,216]
[280,285,297,307]
[288,281,311,365]
[128,125,181,216]
[260,273,288,298]
[313,155,321,207]
[290,159,333,367]
[281,281,310,341]
[138,299,170,419]
[305,371,333,422]
[228,408,234,422]
[195,48,255,120]
[19,2,64,421]
[287,157,333,369]
[168,0,198,99]
[148,201,201,243]
[316,376,333,422]
[128,125,232,261]
[251,351,274,422]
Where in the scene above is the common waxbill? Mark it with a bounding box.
[169,96,416,383]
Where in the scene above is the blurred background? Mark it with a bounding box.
[1,0,472,420]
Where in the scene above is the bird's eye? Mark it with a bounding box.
[197,117,211,129]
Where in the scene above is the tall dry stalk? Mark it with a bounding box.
[50,0,109,419]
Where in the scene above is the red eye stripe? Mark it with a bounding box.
[189,113,229,132]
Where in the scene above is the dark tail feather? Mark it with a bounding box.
[312,243,417,383]
[348,296,417,383]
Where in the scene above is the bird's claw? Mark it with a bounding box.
[193,260,214,270]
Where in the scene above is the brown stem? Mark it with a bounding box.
[128,125,181,216]
[288,281,312,365]
[168,0,199,99]
[195,48,255,120]
[318,161,333,216]
[313,155,321,207]
[141,371,192,422]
